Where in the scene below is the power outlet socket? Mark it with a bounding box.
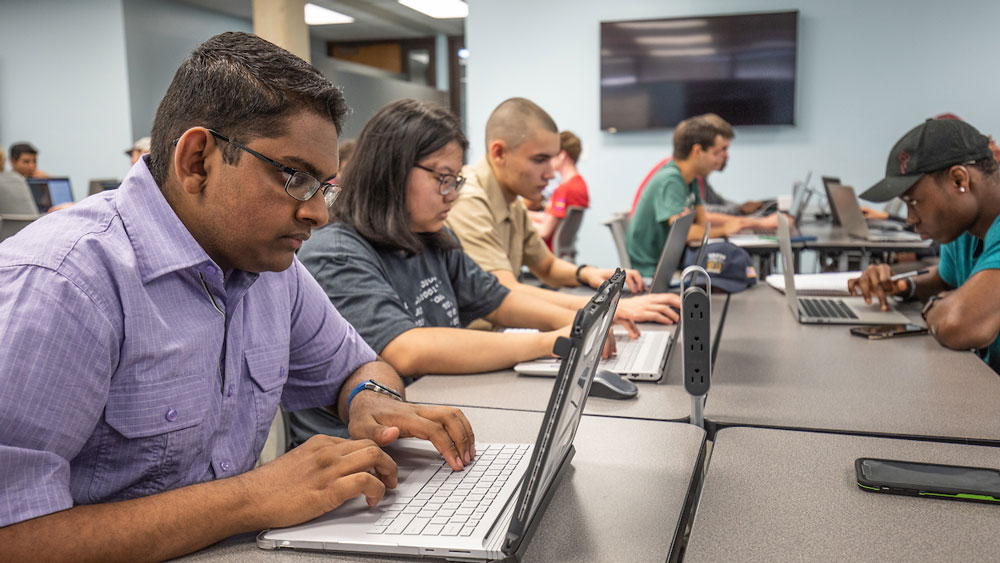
[682,286,711,397]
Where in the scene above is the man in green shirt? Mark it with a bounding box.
[627,115,775,276]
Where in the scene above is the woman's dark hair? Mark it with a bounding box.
[332,99,468,255]
[148,32,349,188]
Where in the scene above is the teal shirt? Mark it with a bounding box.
[626,161,701,277]
[937,213,1000,369]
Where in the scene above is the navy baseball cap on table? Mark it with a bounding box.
[684,242,757,294]
[861,119,992,203]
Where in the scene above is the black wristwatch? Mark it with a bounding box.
[921,294,944,321]
[575,263,590,285]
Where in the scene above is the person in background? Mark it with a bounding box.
[446,97,680,331]
[125,136,151,166]
[291,99,601,444]
[338,138,357,177]
[9,142,48,178]
[630,113,764,218]
[627,114,779,277]
[532,130,590,249]
[848,118,1000,373]
[0,32,474,561]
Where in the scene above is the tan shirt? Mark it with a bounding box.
[446,157,551,275]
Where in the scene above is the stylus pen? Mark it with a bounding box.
[890,269,929,281]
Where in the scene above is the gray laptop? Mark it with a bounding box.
[648,211,695,294]
[258,272,625,561]
[26,177,74,213]
[827,183,923,243]
[776,214,912,325]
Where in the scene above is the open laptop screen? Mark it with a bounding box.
[26,177,73,212]
[505,269,624,553]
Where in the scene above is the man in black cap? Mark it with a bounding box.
[848,119,1000,372]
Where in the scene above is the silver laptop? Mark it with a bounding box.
[827,183,923,243]
[258,272,625,561]
[648,211,695,294]
[776,213,912,325]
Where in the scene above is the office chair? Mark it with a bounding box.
[0,172,41,242]
[603,212,632,269]
[552,205,586,263]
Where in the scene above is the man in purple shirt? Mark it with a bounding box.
[0,32,475,561]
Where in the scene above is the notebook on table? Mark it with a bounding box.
[258,270,627,562]
[776,214,912,325]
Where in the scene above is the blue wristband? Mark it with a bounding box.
[346,381,369,413]
[346,379,404,413]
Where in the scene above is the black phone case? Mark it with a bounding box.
[855,458,1000,504]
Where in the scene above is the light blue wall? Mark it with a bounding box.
[123,0,254,142]
[465,0,1000,267]
[0,0,132,200]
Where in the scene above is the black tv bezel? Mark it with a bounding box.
[599,10,799,132]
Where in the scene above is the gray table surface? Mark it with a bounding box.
[405,294,728,421]
[175,408,706,563]
[685,427,1000,563]
[798,222,932,250]
[707,284,1000,442]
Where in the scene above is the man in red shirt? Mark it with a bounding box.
[535,130,590,249]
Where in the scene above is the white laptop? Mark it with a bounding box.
[776,214,912,325]
[827,183,923,243]
[258,271,626,561]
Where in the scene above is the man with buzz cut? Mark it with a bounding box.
[627,114,779,277]
[849,118,1000,373]
[446,97,680,332]
[0,32,475,561]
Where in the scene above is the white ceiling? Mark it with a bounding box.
[174,0,465,41]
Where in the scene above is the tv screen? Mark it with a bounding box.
[601,11,798,131]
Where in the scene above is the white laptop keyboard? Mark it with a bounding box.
[367,443,530,537]
[602,331,667,372]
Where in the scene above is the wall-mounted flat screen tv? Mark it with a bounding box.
[601,11,798,131]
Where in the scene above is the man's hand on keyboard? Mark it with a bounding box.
[615,292,681,326]
[349,395,476,472]
[238,435,398,527]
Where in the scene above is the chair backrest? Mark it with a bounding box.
[0,172,41,242]
[603,212,631,269]
[552,205,586,263]
[0,172,40,215]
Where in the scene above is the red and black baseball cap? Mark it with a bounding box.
[860,119,992,202]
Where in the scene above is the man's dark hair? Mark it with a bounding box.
[9,143,37,162]
[332,99,467,255]
[485,97,557,151]
[930,156,999,182]
[148,32,349,188]
[673,115,724,160]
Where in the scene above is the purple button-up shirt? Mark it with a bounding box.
[0,158,376,527]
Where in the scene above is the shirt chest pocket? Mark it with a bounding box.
[99,372,211,501]
[245,344,289,454]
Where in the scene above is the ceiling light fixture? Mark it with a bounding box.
[304,3,354,25]
[398,0,468,19]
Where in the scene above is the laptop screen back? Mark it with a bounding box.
[777,213,799,316]
[649,212,695,293]
[821,176,843,225]
[505,270,623,553]
[828,183,871,239]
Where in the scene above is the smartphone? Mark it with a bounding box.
[856,458,1000,504]
[849,324,928,340]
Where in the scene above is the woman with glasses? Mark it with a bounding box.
[291,100,588,442]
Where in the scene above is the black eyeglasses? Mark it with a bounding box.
[173,129,341,206]
[413,163,466,196]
